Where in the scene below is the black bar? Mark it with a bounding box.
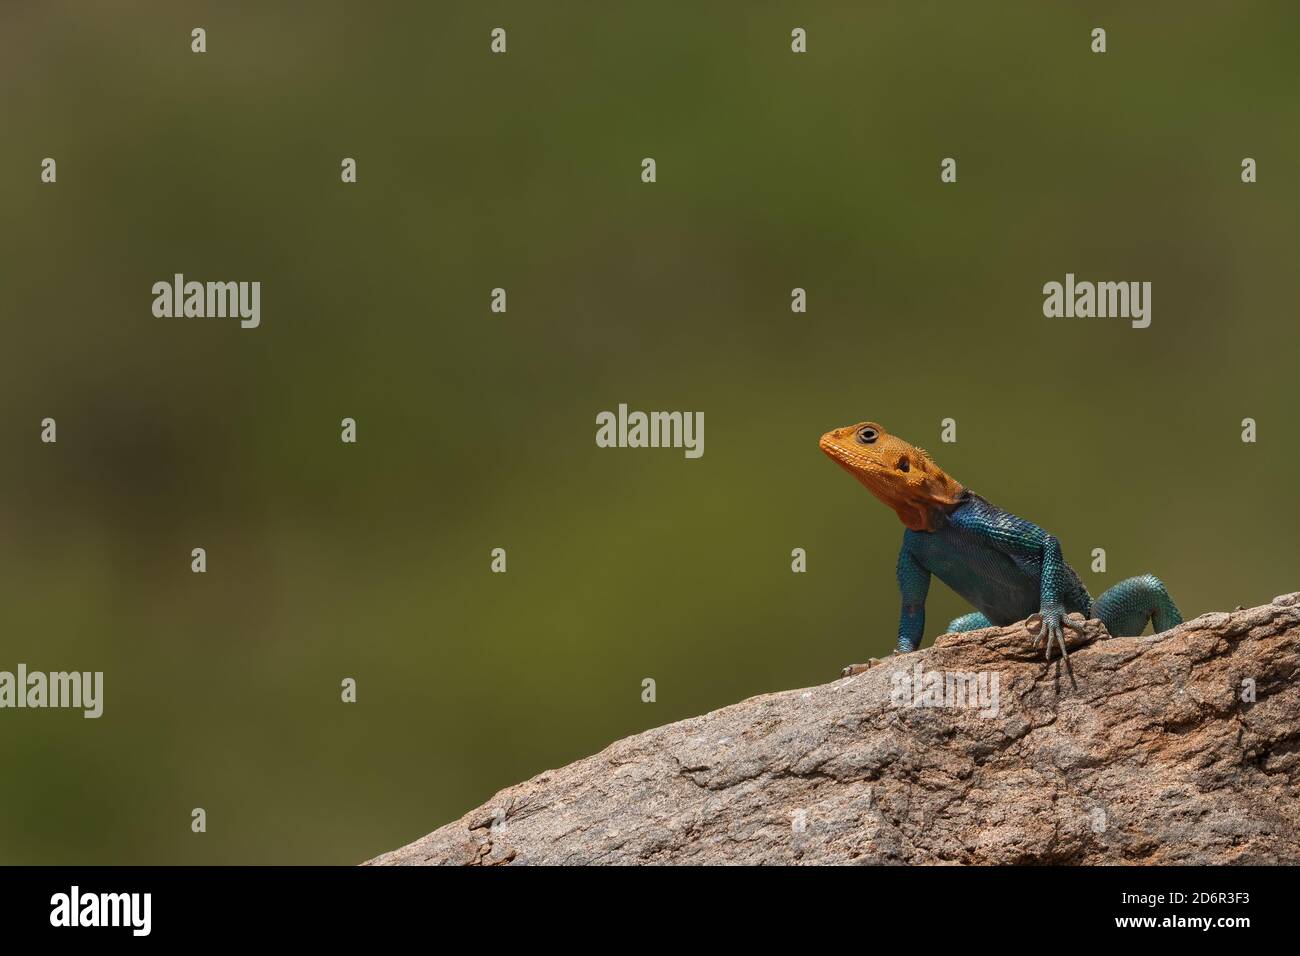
[0,865,1277,942]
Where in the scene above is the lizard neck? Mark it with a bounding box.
[877,477,967,532]
[916,488,972,532]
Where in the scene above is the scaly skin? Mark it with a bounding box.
[819,422,1182,665]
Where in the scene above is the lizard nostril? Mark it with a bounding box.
[896,456,910,473]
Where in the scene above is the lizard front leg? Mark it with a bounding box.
[1030,534,1086,660]
[894,546,931,653]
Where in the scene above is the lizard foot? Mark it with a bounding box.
[840,659,882,677]
[1026,611,1087,660]
[837,650,899,681]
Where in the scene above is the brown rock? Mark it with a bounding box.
[366,595,1300,865]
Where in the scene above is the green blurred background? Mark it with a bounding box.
[1,2,1296,864]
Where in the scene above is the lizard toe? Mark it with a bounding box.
[841,661,878,677]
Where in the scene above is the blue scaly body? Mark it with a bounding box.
[896,490,1182,655]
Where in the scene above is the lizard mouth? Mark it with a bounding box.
[819,433,877,473]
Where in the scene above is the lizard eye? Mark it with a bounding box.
[856,426,878,445]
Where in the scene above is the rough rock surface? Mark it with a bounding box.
[367,595,1300,865]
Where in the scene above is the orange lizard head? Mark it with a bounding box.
[819,422,965,531]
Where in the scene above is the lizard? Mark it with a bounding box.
[819,421,1183,672]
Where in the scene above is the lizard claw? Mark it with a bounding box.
[1028,607,1072,661]
[841,658,881,677]
[841,649,904,677]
